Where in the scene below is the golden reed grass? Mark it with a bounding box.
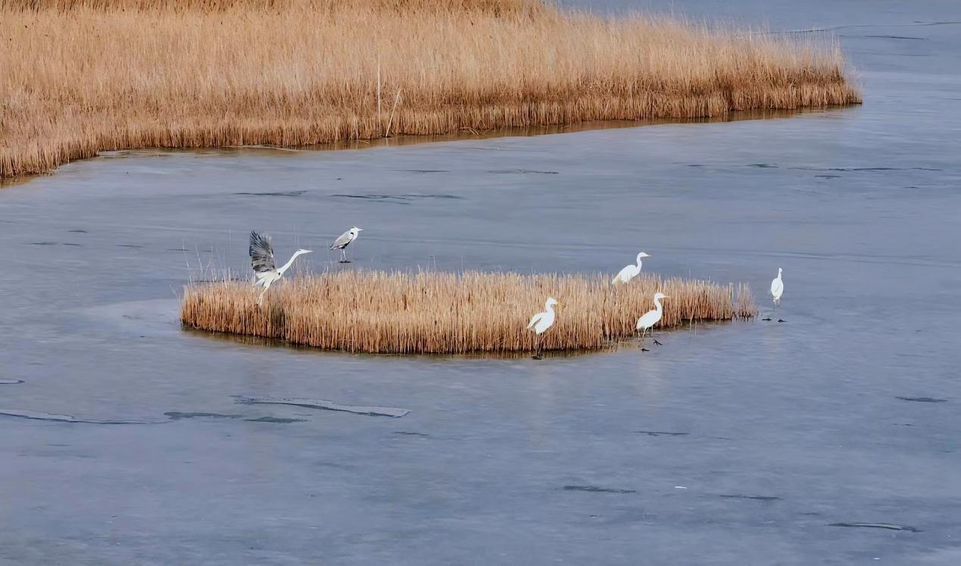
[0,0,860,178]
[181,271,757,354]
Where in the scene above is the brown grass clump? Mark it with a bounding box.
[1,0,859,178]
[181,271,757,354]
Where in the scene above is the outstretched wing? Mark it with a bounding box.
[249,231,276,274]
[330,230,352,250]
[527,313,543,330]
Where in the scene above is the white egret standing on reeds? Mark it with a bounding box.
[527,297,558,359]
[249,231,312,305]
[331,226,362,263]
[636,292,669,351]
[612,252,651,285]
[770,267,784,308]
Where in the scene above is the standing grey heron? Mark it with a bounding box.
[330,226,362,263]
[612,251,651,285]
[636,292,669,350]
[249,231,312,305]
[527,297,558,359]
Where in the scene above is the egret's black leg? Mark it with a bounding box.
[533,338,543,360]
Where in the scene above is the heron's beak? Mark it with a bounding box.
[305,250,314,254]
[662,295,670,299]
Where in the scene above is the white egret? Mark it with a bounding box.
[527,297,559,359]
[249,231,312,305]
[770,267,784,308]
[636,292,669,350]
[331,226,362,263]
[612,252,651,285]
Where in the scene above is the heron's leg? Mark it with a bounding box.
[533,335,543,360]
[258,278,275,306]
[640,328,649,352]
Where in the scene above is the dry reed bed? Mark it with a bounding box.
[1,0,860,178]
[181,271,757,354]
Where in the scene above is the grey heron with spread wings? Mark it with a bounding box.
[249,231,312,305]
[330,226,362,263]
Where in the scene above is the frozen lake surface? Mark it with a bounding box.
[1,1,960,564]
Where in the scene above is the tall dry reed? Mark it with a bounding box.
[0,0,859,178]
[181,271,757,354]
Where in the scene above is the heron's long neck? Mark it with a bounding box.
[278,252,304,275]
[545,304,554,315]
[654,297,662,312]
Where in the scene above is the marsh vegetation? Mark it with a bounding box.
[0,0,860,178]
[181,271,757,354]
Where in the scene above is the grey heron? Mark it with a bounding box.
[331,226,362,263]
[249,230,312,305]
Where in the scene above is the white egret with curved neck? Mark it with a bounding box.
[770,267,784,308]
[612,252,651,285]
[527,297,558,359]
[249,231,312,305]
[636,292,669,350]
[331,226,362,263]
